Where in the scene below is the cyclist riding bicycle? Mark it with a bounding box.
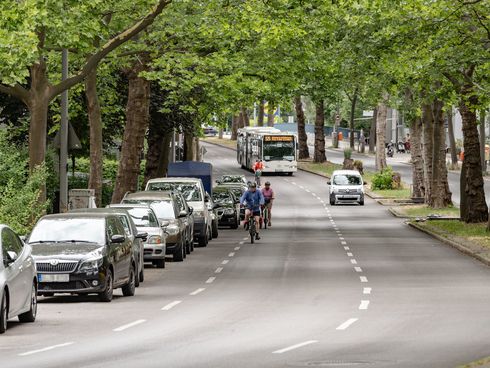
[253,159,264,187]
[240,182,265,240]
[261,181,275,226]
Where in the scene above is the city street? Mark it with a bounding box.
[3,142,490,368]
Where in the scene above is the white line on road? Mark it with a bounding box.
[354,267,363,273]
[351,259,358,264]
[239,241,244,245]
[341,241,347,245]
[305,189,311,193]
[360,276,368,283]
[206,277,216,284]
[113,319,146,332]
[190,288,206,295]
[359,300,370,310]
[272,340,319,354]
[339,237,344,240]
[234,247,240,250]
[221,260,229,265]
[161,301,182,311]
[243,237,248,240]
[228,252,235,257]
[292,182,297,185]
[336,318,358,330]
[344,246,350,250]
[363,287,372,294]
[215,267,223,273]
[347,252,353,257]
[19,342,75,357]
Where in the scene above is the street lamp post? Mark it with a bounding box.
[59,49,69,212]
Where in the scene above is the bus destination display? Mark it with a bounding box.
[264,135,294,142]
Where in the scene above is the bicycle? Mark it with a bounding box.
[254,171,262,187]
[262,204,269,229]
[249,214,257,243]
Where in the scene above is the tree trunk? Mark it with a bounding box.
[144,113,167,185]
[429,99,452,208]
[267,102,274,127]
[480,110,486,172]
[184,131,194,161]
[459,84,488,223]
[313,100,326,163]
[410,117,425,199]
[156,132,172,177]
[241,107,249,127]
[369,107,377,154]
[238,109,245,129]
[230,114,239,140]
[194,137,200,161]
[447,107,458,167]
[111,63,150,203]
[218,127,223,139]
[85,69,103,207]
[258,101,265,127]
[375,102,387,171]
[294,95,309,160]
[349,88,358,149]
[422,104,433,203]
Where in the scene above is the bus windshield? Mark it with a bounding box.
[263,141,295,161]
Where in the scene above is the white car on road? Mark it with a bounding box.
[0,224,38,334]
[328,170,365,206]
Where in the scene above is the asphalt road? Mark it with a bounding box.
[3,142,490,368]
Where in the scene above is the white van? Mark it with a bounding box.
[328,170,365,206]
[145,177,212,247]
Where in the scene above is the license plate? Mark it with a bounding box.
[38,274,69,283]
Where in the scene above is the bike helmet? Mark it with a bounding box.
[249,182,257,188]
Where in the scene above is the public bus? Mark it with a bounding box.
[237,127,297,175]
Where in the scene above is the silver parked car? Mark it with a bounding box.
[0,224,38,334]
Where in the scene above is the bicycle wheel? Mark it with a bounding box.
[250,220,255,244]
[263,209,268,229]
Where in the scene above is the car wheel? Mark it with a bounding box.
[231,219,239,229]
[198,231,208,247]
[154,259,165,268]
[359,198,365,206]
[190,238,194,252]
[139,266,145,283]
[185,239,191,255]
[212,220,219,238]
[18,283,37,323]
[183,239,187,259]
[173,241,184,262]
[0,292,7,334]
[122,265,136,297]
[208,226,212,240]
[330,194,336,206]
[135,264,140,288]
[98,270,114,302]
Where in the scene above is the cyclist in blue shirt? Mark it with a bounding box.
[240,182,265,240]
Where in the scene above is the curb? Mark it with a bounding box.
[408,222,490,267]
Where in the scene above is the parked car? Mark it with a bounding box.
[169,191,195,254]
[122,192,187,262]
[28,213,137,302]
[205,192,220,238]
[327,170,365,206]
[70,208,146,286]
[0,225,38,334]
[108,204,167,268]
[216,174,248,186]
[216,183,248,220]
[203,126,218,136]
[212,187,240,229]
[146,178,213,247]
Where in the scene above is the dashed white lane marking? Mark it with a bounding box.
[339,237,345,240]
[234,247,240,250]
[221,260,229,265]
[359,300,370,310]
[299,185,304,189]
[305,189,311,193]
[113,319,146,332]
[354,267,363,273]
[360,276,368,283]
[161,300,182,311]
[336,318,358,330]
[206,277,216,284]
[190,288,206,295]
[215,267,223,273]
[19,342,75,357]
[239,241,244,245]
[351,259,358,264]
[243,237,248,240]
[291,182,297,185]
[344,246,350,250]
[229,252,235,257]
[347,252,353,257]
[341,241,347,245]
[363,287,372,294]
[272,340,319,354]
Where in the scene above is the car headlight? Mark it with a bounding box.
[148,235,163,244]
[166,225,180,236]
[79,257,103,273]
[224,208,234,215]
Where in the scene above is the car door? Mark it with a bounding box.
[114,218,132,281]
[1,228,25,316]
[106,217,124,283]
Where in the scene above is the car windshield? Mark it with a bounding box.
[29,218,106,244]
[213,192,233,205]
[263,141,295,161]
[221,176,244,184]
[147,182,202,201]
[125,208,159,228]
[333,174,362,186]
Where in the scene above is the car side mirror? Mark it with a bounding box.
[136,232,148,242]
[161,220,170,228]
[363,182,367,185]
[188,207,193,215]
[327,181,331,185]
[204,197,210,203]
[6,251,18,264]
[178,210,188,218]
[110,235,125,244]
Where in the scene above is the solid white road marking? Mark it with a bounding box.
[363,287,372,294]
[161,301,182,311]
[234,247,240,250]
[113,319,146,332]
[351,259,358,264]
[190,288,206,295]
[19,342,75,357]
[347,252,353,257]
[359,300,370,310]
[360,276,368,283]
[229,252,235,257]
[222,260,229,265]
[336,318,358,330]
[215,267,223,273]
[272,340,319,354]
[354,267,363,273]
[206,277,216,284]
[344,246,350,250]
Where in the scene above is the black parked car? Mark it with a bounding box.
[212,187,240,229]
[28,213,139,302]
[216,183,247,220]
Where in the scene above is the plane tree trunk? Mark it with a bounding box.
[313,100,326,163]
[375,101,387,171]
[410,116,425,199]
[294,95,309,160]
